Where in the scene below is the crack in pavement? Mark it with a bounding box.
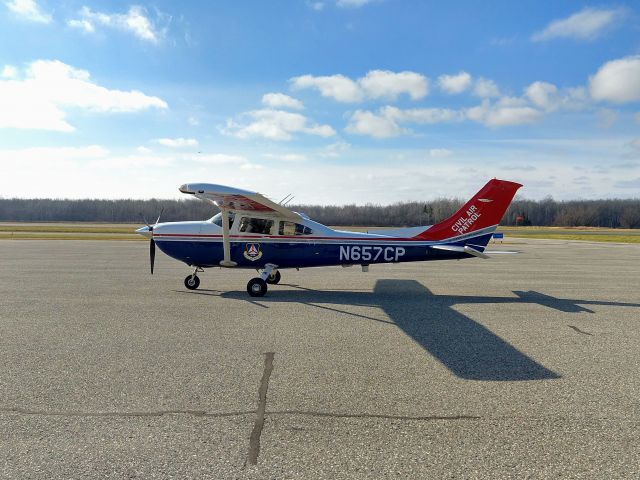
[0,407,255,418]
[268,411,480,421]
[1,407,478,422]
[244,352,275,467]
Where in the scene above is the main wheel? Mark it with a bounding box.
[247,278,268,297]
[184,275,200,290]
[266,270,281,285]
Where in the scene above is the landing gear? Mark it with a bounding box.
[247,278,268,297]
[266,270,281,285]
[246,263,279,297]
[184,267,203,290]
[184,274,200,290]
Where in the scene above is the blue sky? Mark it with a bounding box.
[1,0,639,203]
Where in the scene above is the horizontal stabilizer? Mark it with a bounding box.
[431,245,490,259]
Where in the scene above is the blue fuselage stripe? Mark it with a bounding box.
[155,233,494,268]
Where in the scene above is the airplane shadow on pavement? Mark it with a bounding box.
[212,279,640,382]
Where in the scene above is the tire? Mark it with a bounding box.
[184,275,200,290]
[247,278,268,297]
[266,270,281,285]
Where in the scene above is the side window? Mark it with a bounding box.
[279,221,313,236]
[238,217,274,235]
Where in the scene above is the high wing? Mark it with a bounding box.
[179,183,299,268]
[179,183,300,220]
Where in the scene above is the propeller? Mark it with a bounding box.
[141,207,164,275]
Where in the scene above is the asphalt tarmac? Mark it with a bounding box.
[1,239,639,479]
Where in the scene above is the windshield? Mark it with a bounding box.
[209,212,235,228]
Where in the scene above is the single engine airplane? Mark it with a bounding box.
[136,178,521,297]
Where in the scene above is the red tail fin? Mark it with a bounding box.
[413,179,522,241]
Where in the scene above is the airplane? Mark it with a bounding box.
[136,178,522,297]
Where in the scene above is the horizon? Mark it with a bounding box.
[1,1,639,204]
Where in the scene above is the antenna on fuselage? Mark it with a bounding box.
[278,193,293,205]
[282,196,295,206]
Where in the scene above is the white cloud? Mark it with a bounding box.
[136,146,152,154]
[438,71,472,94]
[359,70,428,100]
[0,60,168,132]
[1,65,17,79]
[156,137,198,148]
[67,18,94,33]
[532,7,624,42]
[0,145,109,163]
[525,81,559,111]
[4,0,51,23]
[345,106,462,139]
[429,148,453,158]
[308,1,325,11]
[290,74,363,103]
[473,77,500,98]
[466,99,543,127]
[223,109,335,141]
[382,105,463,124]
[589,56,640,104]
[262,92,304,110]
[291,70,428,103]
[263,153,308,162]
[68,5,167,43]
[189,153,249,165]
[345,110,405,139]
[188,116,200,126]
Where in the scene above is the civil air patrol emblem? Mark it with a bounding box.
[243,243,263,261]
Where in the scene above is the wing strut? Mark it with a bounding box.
[219,208,237,267]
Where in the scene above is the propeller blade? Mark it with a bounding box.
[155,207,165,226]
[150,239,156,275]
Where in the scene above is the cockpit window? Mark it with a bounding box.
[210,212,235,228]
[279,221,313,236]
[238,217,275,235]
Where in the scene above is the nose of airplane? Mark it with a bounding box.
[136,226,153,239]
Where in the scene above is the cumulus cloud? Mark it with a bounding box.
[67,5,168,43]
[466,99,543,127]
[4,0,51,23]
[438,71,472,94]
[532,7,624,42]
[0,60,168,131]
[223,109,335,141]
[589,56,640,103]
[345,106,463,139]
[345,110,405,139]
[261,92,304,110]
[473,77,500,98]
[359,70,428,100]
[155,137,198,148]
[291,70,428,103]
[290,74,363,103]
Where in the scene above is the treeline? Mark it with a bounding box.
[0,197,639,228]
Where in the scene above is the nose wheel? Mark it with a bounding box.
[184,274,200,290]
